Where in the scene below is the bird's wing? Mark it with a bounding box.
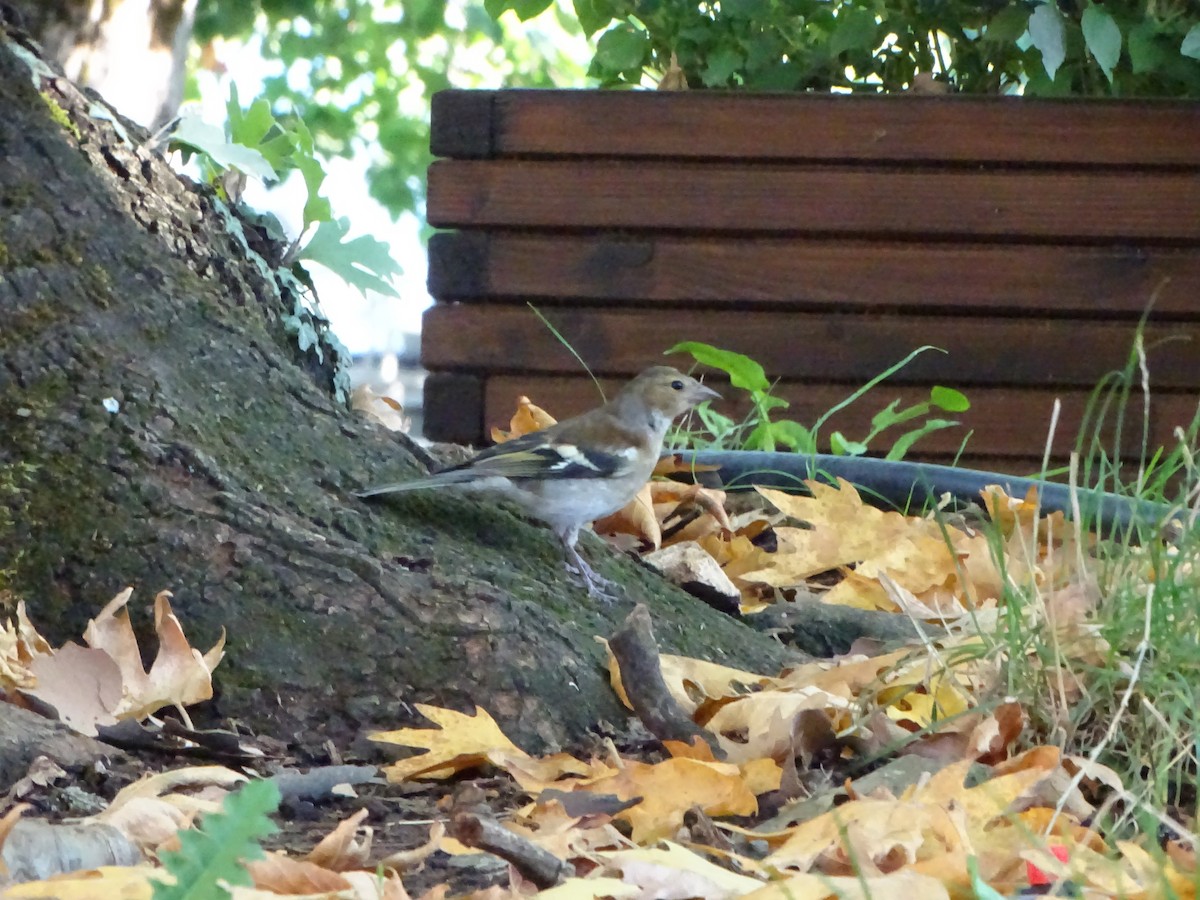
[454,429,637,480]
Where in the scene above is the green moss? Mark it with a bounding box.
[0,241,9,269]
[40,92,81,140]
[0,301,64,352]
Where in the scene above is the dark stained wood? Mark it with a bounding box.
[427,160,1200,242]
[430,91,496,159]
[423,372,484,446]
[427,233,1199,316]
[430,90,1200,168]
[484,375,1197,462]
[422,305,1200,389]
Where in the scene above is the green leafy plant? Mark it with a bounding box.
[491,0,1200,96]
[170,86,401,301]
[153,778,280,900]
[666,341,969,460]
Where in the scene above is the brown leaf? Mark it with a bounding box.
[491,396,557,443]
[305,807,373,871]
[26,643,122,736]
[246,851,352,893]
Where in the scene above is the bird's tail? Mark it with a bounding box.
[353,470,475,498]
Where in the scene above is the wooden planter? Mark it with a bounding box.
[422,89,1200,473]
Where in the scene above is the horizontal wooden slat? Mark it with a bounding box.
[422,374,1185,471]
[422,305,1200,389]
[427,161,1200,242]
[431,91,1200,168]
[427,233,1200,315]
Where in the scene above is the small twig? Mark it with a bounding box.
[608,604,725,759]
[449,812,573,889]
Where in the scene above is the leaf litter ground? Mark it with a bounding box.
[1,392,1197,897]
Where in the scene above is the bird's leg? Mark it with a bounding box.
[560,529,619,602]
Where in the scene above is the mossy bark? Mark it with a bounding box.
[0,30,792,757]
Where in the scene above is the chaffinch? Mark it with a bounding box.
[356,366,720,599]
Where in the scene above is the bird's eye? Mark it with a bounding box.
[670,379,684,391]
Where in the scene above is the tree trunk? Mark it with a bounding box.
[0,29,791,757]
[4,0,193,129]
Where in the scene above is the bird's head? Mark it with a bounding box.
[619,365,721,425]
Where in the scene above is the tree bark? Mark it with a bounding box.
[0,29,792,757]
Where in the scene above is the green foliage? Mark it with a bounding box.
[666,341,969,461]
[300,217,403,300]
[491,0,1200,95]
[193,0,587,218]
[171,85,400,301]
[153,778,280,900]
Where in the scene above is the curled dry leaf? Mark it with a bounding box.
[491,395,557,443]
[305,807,373,871]
[246,851,353,894]
[377,821,446,871]
[93,766,247,853]
[0,602,53,692]
[352,384,409,433]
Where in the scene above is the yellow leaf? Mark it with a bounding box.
[371,705,530,781]
[744,869,951,900]
[1,865,158,898]
[583,757,757,843]
[491,395,557,443]
[747,482,958,591]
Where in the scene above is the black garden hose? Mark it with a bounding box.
[684,450,1173,536]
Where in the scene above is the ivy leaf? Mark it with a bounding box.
[170,115,278,183]
[1127,21,1166,74]
[573,0,614,37]
[594,23,650,72]
[300,217,403,299]
[511,0,553,20]
[1081,4,1121,82]
[1182,23,1200,60]
[983,6,1030,44]
[701,46,743,86]
[483,0,510,20]
[1028,2,1066,81]
[829,5,879,59]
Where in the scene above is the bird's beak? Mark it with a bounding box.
[692,382,721,404]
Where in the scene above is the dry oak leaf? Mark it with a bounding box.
[371,704,533,782]
[578,757,758,843]
[600,842,764,898]
[245,851,353,894]
[746,482,960,593]
[743,868,951,900]
[606,647,778,719]
[83,588,226,722]
[491,395,557,443]
[25,644,123,736]
[0,602,53,691]
[304,807,373,872]
[702,689,852,766]
[93,766,248,854]
[507,797,632,860]
[0,864,159,899]
[351,384,409,433]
